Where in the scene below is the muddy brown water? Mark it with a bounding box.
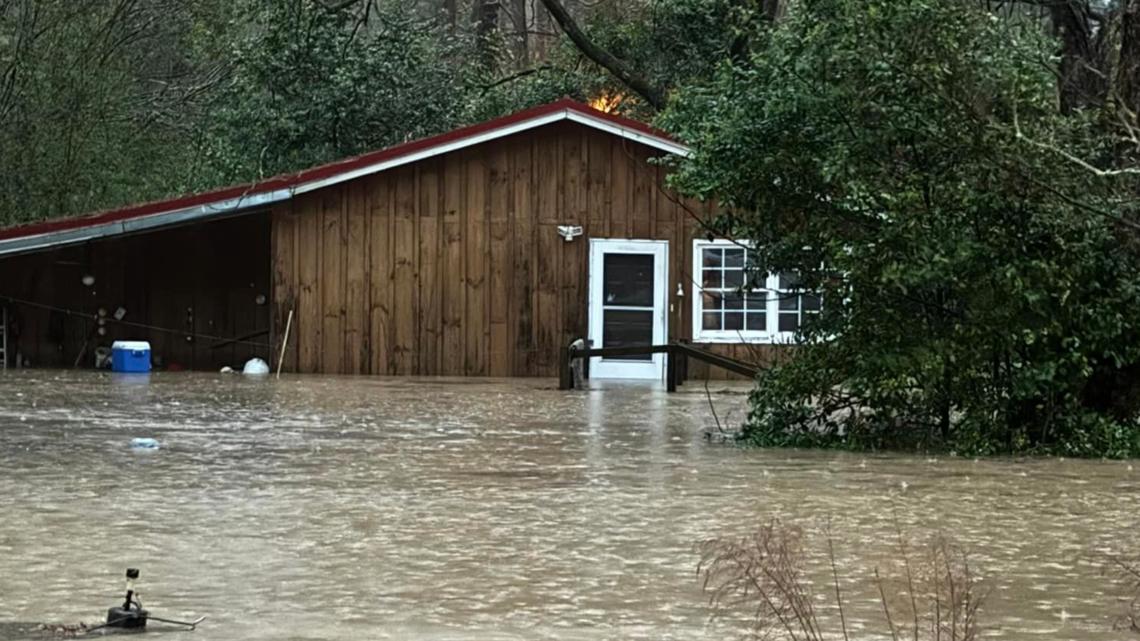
[0,371,1137,640]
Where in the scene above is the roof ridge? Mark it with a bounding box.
[0,99,686,254]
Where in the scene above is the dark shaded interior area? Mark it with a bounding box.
[0,213,271,371]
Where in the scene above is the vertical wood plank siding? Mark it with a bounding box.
[271,122,783,378]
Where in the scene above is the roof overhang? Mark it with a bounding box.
[0,189,293,257]
[0,99,689,258]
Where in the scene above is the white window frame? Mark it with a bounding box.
[690,239,818,344]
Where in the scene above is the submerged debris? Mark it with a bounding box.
[25,622,89,638]
[703,428,740,443]
[129,437,159,450]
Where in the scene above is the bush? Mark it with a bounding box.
[663,0,1140,457]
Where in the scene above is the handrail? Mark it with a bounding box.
[559,340,760,391]
[671,343,759,378]
[563,344,672,358]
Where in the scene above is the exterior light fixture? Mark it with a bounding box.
[557,225,583,242]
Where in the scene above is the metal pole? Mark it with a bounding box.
[146,615,206,630]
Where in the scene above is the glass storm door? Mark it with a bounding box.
[588,239,669,380]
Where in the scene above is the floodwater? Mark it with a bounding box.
[0,371,1137,641]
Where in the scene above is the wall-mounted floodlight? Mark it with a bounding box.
[557,225,583,242]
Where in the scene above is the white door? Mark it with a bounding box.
[588,239,669,380]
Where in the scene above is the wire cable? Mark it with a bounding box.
[0,294,273,349]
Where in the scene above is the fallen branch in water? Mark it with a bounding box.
[25,622,89,638]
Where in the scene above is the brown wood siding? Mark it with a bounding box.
[685,343,792,381]
[270,122,786,377]
[0,123,785,378]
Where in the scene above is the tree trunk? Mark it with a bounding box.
[1049,0,1105,111]
[1117,0,1140,117]
[474,0,499,71]
[444,0,456,35]
[761,0,785,22]
[512,0,527,67]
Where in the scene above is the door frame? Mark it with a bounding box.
[587,238,669,380]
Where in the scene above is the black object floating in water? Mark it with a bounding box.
[105,568,148,629]
[84,568,205,634]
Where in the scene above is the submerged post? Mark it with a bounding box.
[666,345,677,393]
[559,342,573,390]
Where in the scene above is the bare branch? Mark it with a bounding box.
[1012,99,1140,176]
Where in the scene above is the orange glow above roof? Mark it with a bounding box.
[588,91,625,114]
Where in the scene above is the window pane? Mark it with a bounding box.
[724,248,745,267]
[702,269,721,289]
[702,312,722,331]
[745,312,766,331]
[603,310,654,359]
[725,312,744,330]
[702,292,723,311]
[778,293,799,311]
[778,313,799,332]
[778,272,801,290]
[702,248,723,268]
[603,254,654,306]
[724,291,744,310]
[724,268,744,289]
[802,293,822,311]
[745,294,767,311]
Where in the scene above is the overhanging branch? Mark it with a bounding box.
[536,0,666,110]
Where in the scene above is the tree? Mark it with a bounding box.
[199,0,471,184]
[661,0,1140,456]
[537,0,665,108]
[0,0,230,226]
[536,0,782,113]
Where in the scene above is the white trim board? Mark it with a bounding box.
[588,238,670,380]
[293,109,690,196]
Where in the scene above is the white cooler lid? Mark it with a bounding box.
[112,340,152,350]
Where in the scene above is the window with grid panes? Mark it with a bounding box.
[692,240,822,343]
[697,244,767,335]
[774,272,822,334]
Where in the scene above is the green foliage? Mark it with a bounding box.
[470,0,755,123]
[662,0,1140,456]
[464,42,606,122]
[200,0,471,184]
[584,0,756,87]
[0,2,222,226]
[0,0,755,227]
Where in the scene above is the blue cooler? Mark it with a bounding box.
[111,341,151,373]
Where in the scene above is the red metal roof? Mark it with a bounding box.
[0,99,686,254]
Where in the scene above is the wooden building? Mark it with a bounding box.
[0,100,808,379]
